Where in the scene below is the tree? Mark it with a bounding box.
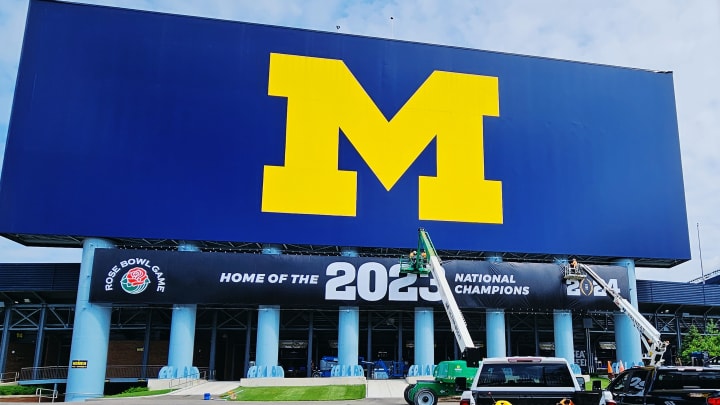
[681,320,720,364]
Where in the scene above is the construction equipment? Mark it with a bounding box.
[400,228,480,362]
[563,259,668,367]
[400,228,481,405]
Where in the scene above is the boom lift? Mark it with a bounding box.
[563,259,668,367]
[399,228,481,405]
[400,228,481,364]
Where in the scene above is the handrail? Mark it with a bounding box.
[106,365,165,379]
[35,387,58,403]
[18,365,209,383]
[169,370,207,390]
[20,366,67,381]
[0,371,18,383]
[19,365,168,381]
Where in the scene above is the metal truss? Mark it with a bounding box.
[1,233,683,267]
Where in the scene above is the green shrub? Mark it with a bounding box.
[120,386,149,394]
[0,385,39,395]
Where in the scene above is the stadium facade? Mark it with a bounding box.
[0,0,704,402]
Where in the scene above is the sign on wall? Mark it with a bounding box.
[90,249,629,310]
[0,0,689,263]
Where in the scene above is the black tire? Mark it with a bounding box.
[403,384,416,405]
[312,370,322,378]
[413,388,438,405]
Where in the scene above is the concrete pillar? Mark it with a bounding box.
[159,242,199,379]
[65,238,114,402]
[553,310,574,365]
[165,305,197,377]
[247,305,284,377]
[486,254,506,357]
[486,309,506,357]
[409,307,435,376]
[614,259,642,367]
[246,245,284,378]
[333,306,363,376]
[552,257,575,368]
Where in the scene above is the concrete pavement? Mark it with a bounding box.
[0,378,417,404]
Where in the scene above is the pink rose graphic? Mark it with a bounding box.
[121,267,151,294]
[126,267,149,286]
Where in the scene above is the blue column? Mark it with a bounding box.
[409,307,435,376]
[0,303,11,374]
[614,259,642,367]
[552,257,575,368]
[247,305,284,378]
[333,306,363,376]
[486,309,506,357]
[164,305,197,377]
[246,245,284,378]
[65,238,113,403]
[159,242,199,379]
[341,248,358,257]
[32,306,47,379]
[33,306,46,369]
[486,254,506,357]
[553,310,574,364]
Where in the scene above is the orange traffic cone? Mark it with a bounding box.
[607,361,613,376]
[618,360,625,372]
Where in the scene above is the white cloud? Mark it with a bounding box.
[0,0,718,283]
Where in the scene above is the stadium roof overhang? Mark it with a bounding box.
[1,233,685,268]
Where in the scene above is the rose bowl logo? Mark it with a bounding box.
[120,267,151,295]
[104,258,166,294]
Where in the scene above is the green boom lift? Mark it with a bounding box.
[399,228,481,405]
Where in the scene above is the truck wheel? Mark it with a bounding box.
[403,384,416,405]
[413,388,438,405]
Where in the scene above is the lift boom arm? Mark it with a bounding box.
[567,261,667,366]
[402,228,475,354]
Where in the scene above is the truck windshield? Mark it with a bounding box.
[654,369,720,390]
[476,363,574,387]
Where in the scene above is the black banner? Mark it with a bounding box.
[90,249,629,310]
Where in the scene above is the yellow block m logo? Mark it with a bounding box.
[262,53,503,224]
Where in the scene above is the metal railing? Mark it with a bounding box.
[20,366,67,381]
[35,387,58,403]
[689,268,720,283]
[0,371,18,383]
[106,365,165,379]
[18,365,167,381]
[169,369,208,390]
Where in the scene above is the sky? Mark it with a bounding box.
[0,0,718,283]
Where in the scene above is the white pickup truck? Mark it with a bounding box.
[459,356,602,405]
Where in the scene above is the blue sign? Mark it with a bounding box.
[0,0,689,263]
